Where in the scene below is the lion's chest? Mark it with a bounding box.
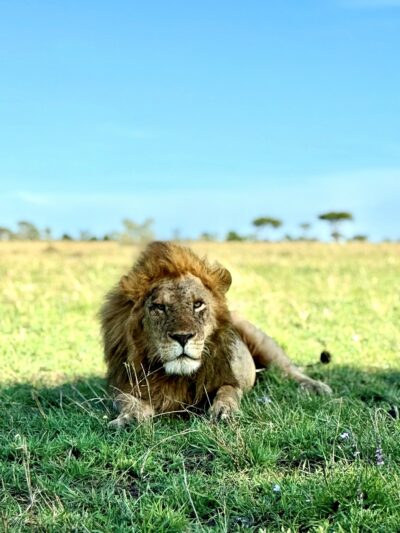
[137,361,237,413]
[138,373,199,412]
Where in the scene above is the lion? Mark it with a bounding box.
[100,241,332,427]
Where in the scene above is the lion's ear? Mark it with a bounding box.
[214,266,232,293]
[119,275,136,301]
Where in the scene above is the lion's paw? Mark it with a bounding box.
[300,379,332,395]
[108,415,129,430]
[209,400,239,422]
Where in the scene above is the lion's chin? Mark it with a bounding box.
[164,357,202,376]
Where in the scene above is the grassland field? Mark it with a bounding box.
[0,241,399,532]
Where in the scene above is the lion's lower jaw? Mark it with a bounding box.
[163,358,202,376]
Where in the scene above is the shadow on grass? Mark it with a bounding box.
[1,365,399,429]
[310,364,400,412]
[0,376,111,426]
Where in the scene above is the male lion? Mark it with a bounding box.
[101,241,331,427]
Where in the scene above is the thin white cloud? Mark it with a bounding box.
[7,191,53,206]
[4,191,129,206]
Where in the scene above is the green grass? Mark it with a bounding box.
[1,241,399,532]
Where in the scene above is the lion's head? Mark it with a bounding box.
[109,241,232,377]
[140,273,220,375]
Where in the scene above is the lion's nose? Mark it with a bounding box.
[169,333,195,347]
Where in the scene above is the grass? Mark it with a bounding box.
[1,241,399,532]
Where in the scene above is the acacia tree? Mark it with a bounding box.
[252,217,282,241]
[318,212,353,242]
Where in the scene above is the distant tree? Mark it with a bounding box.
[252,217,282,240]
[349,234,368,242]
[226,230,245,242]
[61,233,73,241]
[0,226,14,241]
[101,232,118,241]
[199,232,217,242]
[299,222,311,240]
[17,220,40,240]
[318,211,353,242]
[119,218,155,244]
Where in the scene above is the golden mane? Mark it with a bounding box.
[119,241,232,302]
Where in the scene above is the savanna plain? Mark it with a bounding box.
[1,241,399,532]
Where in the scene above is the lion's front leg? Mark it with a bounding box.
[209,385,243,421]
[108,392,155,428]
[209,338,256,421]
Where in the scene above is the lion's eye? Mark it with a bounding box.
[152,303,166,312]
[193,300,205,311]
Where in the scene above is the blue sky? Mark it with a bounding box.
[1,0,399,240]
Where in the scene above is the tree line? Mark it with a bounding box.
[0,212,375,243]
[0,218,155,243]
[225,212,368,242]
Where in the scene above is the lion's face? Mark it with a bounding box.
[142,274,217,375]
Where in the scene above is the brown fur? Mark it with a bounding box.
[100,241,331,427]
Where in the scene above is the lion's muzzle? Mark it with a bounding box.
[162,333,203,375]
